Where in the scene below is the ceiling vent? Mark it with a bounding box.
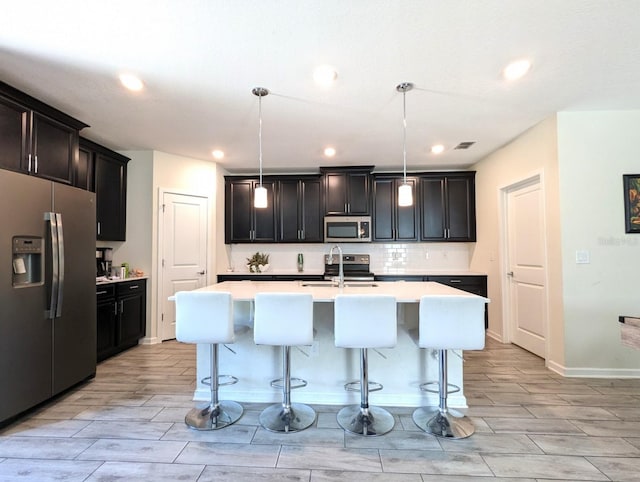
[454,141,475,150]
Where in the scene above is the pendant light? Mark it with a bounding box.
[252,87,269,208]
[396,82,414,207]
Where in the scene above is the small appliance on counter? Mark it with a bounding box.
[96,247,113,277]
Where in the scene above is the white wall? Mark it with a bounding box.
[470,116,565,367]
[557,111,640,374]
[472,112,640,375]
[116,150,218,343]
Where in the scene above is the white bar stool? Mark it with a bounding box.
[412,295,485,438]
[175,291,243,430]
[254,292,316,433]
[334,294,397,436]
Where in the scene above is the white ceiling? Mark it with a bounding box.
[2,0,640,174]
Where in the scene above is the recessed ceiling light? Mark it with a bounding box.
[430,144,445,155]
[323,146,336,157]
[502,59,531,81]
[313,65,338,87]
[212,150,224,160]
[119,73,144,91]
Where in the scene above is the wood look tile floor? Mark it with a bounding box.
[1,337,640,481]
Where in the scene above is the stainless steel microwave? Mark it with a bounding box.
[324,216,371,242]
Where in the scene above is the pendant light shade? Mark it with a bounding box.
[396,82,414,207]
[252,87,269,208]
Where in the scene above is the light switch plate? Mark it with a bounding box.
[576,250,590,264]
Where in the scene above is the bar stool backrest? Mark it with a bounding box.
[254,293,314,346]
[419,295,485,350]
[175,291,234,344]
[334,294,397,349]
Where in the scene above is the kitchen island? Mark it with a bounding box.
[187,280,488,408]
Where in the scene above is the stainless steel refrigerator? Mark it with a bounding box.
[0,169,96,424]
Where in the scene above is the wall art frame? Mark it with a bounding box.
[623,174,640,233]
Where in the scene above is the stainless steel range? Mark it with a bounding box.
[323,254,374,281]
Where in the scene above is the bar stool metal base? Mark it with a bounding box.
[185,400,243,431]
[337,405,395,436]
[259,402,316,433]
[412,406,474,439]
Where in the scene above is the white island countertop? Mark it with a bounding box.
[178,280,488,408]
[188,280,489,302]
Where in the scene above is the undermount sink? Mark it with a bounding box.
[301,282,378,288]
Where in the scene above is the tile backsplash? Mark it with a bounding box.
[223,242,470,274]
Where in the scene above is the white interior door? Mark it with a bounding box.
[160,191,208,341]
[505,177,548,357]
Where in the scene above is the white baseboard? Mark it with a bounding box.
[547,360,640,378]
[485,329,504,343]
[138,336,161,345]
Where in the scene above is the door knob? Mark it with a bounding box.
[507,271,514,277]
[198,270,206,275]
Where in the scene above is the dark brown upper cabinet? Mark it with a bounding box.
[419,172,476,242]
[372,175,419,242]
[321,166,372,215]
[81,138,130,241]
[225,177,277,243]
[277,176,323,242]
[0,81,87,185]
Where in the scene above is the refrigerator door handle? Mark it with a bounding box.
[55,213,64,318]
[45,212,60,318]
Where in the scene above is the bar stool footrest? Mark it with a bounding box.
[270,377,307,390]
[418,380,460,395]
[344,380,383,392]
[201,375,239,387]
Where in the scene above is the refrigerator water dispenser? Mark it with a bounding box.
[12,236,43,287]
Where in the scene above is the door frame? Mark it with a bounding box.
[156,187,211,342]
[498,169,551,360]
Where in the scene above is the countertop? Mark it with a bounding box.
[217,269,486,276]
[185,280,490,303]
[96,276,148,285]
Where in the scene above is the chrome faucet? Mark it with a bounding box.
[328,244,344,288]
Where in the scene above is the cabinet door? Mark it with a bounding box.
[300,178,322,241]
[396,177,418,241]
[253,180,276,242]
[278,179,300,241]
[373,178,394,241]
[97,299,117,361]
[347,172,370,214]
[31,113,76,184]
[446,175,476,241]
[118,294,145,347]
[226,180,253,242]
[0,96,30,173]
[76,145,94,191]
[420,177,446,240]
[95,153,127,241]
[324,172,348,214]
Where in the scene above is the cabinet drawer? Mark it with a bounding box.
[427,275,487,296]
[116,280,145,296]
[96,284,115,301]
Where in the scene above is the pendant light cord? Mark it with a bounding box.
[402,90,407,184]
[258,94,263,186]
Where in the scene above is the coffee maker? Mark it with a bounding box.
[96,247,113,277]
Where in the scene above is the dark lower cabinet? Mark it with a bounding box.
[217,274,324,282]
[97,279,146,362]
[373,274,488,328]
